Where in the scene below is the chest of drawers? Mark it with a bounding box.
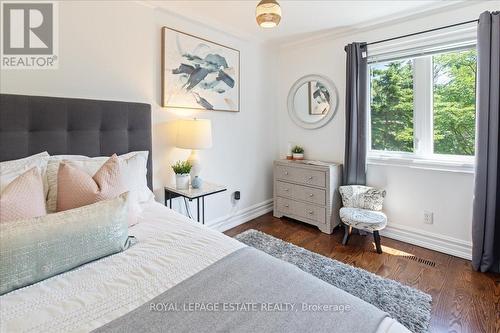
[273,160,342,234]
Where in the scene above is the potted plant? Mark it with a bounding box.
[172,160,192,190]
[292,145,305,160]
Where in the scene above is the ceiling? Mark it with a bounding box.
[146,0,470,44]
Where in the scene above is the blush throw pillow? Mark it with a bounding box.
[46,151,153,213]
[0,152,50,198]
[0,167,47,223]
[56,154,126,212]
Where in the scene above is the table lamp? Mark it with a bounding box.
[175,118,213,183]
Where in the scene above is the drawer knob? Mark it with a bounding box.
[285,204,289,208]
[309,193,314,197]
[308,210,314,215]
[284,171,289,175]
[308,176,313,180]
[284,188,289,192]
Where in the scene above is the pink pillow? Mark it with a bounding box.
[56,154,126,212]
[0,167,47,223]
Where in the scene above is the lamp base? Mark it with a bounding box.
[187,149,201,178]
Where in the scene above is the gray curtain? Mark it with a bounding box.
[472,11,500,273]
[344,43,368,185]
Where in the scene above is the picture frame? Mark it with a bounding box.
[161,27,240,112]
[308,81,330,115]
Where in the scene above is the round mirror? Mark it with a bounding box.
[287,75,339,129]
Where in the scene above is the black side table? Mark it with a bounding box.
[164,182,227,224]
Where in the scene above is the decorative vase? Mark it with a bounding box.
[191,176,202,189]
[293,153,304,160]
[175,173,190,190]
[286,142,293,160]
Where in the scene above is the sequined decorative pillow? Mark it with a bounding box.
[339,185,386,211]
[0,193,134,296]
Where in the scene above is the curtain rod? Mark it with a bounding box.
[364,19,479,47]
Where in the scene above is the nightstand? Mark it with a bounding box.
[164,182,227,224]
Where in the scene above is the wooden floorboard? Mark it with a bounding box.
[225,213,500,333]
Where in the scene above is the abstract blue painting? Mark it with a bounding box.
[161,27,240,112]
[308,81,330,115]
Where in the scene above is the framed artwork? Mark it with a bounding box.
[161,27,240,112]
[308,81,330,115]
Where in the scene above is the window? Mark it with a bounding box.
[368,45,477,171]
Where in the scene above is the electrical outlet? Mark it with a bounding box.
[423,211,434,224]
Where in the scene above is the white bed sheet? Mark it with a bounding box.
[0,202,244,333]
[0,202,409,333]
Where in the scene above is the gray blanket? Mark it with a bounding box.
[95,247,389,333]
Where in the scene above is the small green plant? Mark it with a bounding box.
[292,145,304,154]
[171,160,192,174]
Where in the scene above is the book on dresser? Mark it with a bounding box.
[273,160,343,234]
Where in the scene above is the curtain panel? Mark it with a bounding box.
[472,11,500,273]
[344,43,368,185]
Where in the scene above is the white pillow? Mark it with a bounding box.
[46,151,154,213]
[0,152,50,196]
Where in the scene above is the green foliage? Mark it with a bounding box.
[370,60,415,152]
[292,145,304,154]
[171,160,192,174]
[370,49,476,156]
[433,50,476,155]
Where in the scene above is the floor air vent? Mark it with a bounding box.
[402,255,436,267]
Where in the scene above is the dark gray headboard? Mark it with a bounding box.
[0,94,153,189]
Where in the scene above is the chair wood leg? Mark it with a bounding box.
[342,225,352,245]
[373,231,382,254]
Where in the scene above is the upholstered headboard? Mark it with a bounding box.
[0,94,153,189]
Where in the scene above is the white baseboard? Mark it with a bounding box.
[380,223,472,260]
[207,199,274,232]
[206,198,472,260]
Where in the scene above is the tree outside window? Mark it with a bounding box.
[369,48,476,158]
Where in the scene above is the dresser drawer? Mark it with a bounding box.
[276,197,326,225]
[276,197,294,214]
[276,165,326,188]
[294,186,326,206]
[276,181,294,198]
[293,201,326,225]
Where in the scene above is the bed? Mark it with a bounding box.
[0,94,410,333]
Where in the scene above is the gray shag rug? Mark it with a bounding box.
[235,229,432,333]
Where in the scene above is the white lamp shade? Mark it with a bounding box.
[176,119,213,150]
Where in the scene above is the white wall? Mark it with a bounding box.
[2,0,494,258]
[276,2,495,259]
[0,1,279,229]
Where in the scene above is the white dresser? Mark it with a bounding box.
[273,160,343,234]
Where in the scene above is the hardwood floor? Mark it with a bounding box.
[225,213,500,333]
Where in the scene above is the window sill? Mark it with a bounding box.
[367,154,475,174]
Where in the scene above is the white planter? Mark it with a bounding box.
[293,153,304,160]
[175,173,190,190]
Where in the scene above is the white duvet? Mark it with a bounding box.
[0,202,408,333]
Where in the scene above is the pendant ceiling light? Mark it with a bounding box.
[256,0,281,28]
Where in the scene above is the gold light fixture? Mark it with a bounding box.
[256,0,281,28]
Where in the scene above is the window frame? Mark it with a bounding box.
[367,46,476,173]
